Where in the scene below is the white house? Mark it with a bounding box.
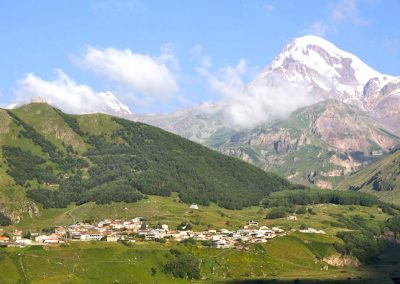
[190,204,199,210]
[80,232,103,241]
[15,238,32,245]
[106,235,119,242]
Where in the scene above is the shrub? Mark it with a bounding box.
[296,207,306,214]
[0,213,11,226]
[163,253,201,279]
[300,224,308,230]
[266,208,287,219]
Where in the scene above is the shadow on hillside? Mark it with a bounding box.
[219,243,400,284]
[221,278,393,284]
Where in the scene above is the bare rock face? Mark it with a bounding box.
[0,200,40,223]
[323,254,360,267]
[315,102,397,154]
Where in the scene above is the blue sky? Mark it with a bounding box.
[0,0,399,113]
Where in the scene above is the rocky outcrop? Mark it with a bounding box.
[0,199,40,224]
[323,254,360,267]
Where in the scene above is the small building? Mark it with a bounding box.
[80,232,103,241]
[0,236,10,243]
[15,238,32,245]
[248,220,259,226]
[190,204,199,210]
[213,239,231,249]
[106,235,119,242]
[54,226,66,235]
[287,215,297,221]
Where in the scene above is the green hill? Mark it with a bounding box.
[337,147,400,205]
[0,103,293,222]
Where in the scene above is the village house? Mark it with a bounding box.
[80,231,103,241]
[15,238,32,245]
[35,234,63,244]
[106,235,119,242]
[0,216,292,249]
[0,236,10,243]
[189,204,199,210]
[54,226,66,235]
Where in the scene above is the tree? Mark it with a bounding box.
[300,224,308,230]
[0,212,12,226]
[163,253,201,279]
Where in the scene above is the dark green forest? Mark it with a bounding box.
[2,107,293,210]
[263,188,386,208]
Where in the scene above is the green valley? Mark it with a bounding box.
[1,103,400,283]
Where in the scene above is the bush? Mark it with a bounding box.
[308,208,316,215]
[266,208,287,219]
[385,216,400,236]
[335,231,384,263]
[296,207,306,214]
[300,224,308,230]
[163,253,201,279]
[0,213,12,226]
[177,222,192,231]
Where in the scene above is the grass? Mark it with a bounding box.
[5,193,392,236]
[0,191,397,283]
[337,150,400,205]
[0,235,397,283]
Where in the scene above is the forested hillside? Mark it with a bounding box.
[0,103,293,218]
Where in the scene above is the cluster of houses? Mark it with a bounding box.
[0,218,291,249]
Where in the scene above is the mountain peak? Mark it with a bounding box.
[254,35,389,107]
[268,35,383,83]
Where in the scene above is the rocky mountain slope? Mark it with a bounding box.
[137,35,400,188]
[337,146,400,205]
[212,100,399,189]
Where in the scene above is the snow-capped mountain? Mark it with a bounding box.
[97,91,133,118]
[253,35,393,107]
[137,35,400,188]
[7,91,134,119]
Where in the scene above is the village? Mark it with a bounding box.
[0,210,325,249]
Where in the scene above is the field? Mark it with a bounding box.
[0,234,398,284]
[1,194,398,283]
[6,193,391,235]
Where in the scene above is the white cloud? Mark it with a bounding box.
[190,44,212,68]
[197,60,314,129]
[78,45,179,104]
[305,21,330,38]
[13,70,132,116]
[329,0,366,26]
[304,0,367,38]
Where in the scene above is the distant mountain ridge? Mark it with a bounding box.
[136,35,400,191]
